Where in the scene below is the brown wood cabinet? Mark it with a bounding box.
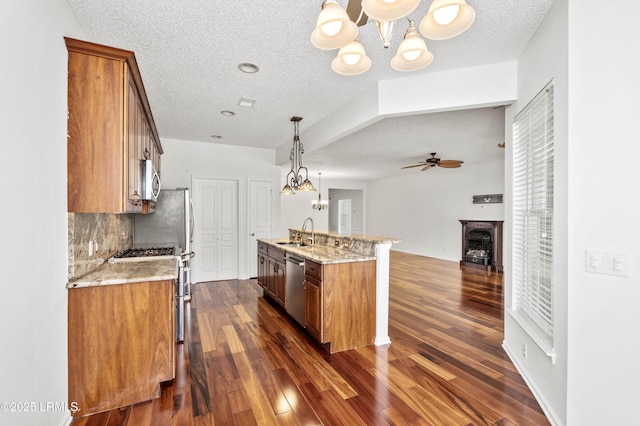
[68,279,175,417]
[304,259,376,353]
[257,245,286,308]
[66,37,162,213]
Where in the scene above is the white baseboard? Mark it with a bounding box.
[502,342,563,426]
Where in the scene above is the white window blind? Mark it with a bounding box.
[512,81,555,351]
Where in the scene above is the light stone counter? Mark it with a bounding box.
[259,238,376,264]
[67,258,178,289]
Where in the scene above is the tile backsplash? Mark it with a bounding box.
[68,213,132,280]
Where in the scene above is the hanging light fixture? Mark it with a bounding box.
[280,117,316,195]
[419,0,476,40]
[311,0,475,75]
[311,0,359,50]
[312,173,329,210]
[391,19,433,71]
[331,39,371,75]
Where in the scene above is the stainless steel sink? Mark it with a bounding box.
[276,241,309,247]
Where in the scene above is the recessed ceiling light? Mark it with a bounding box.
[220,110,235,116]
[238,62,259,73]
[211,135,222,139]
[238,97,256,108]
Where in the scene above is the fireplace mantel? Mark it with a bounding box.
[459,220,504,272]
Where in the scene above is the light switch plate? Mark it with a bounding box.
[585,250,629,277]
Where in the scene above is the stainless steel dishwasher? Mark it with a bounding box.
[285,253,305,326]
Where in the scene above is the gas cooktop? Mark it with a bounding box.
[108,247,177,263]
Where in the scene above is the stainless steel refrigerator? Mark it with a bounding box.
[133,188,194,342]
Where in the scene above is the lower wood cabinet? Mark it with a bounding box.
[304,259,376,353]
[68,280,175,417]
[257,244,286,308]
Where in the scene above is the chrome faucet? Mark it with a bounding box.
[302,217,314,246]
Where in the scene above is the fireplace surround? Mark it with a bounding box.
[459,220,504,272]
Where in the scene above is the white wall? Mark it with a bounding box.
[0,1,85,425]
[160,138,282,279]
[566,0,640,424]
[502,0,569,424]
[280,177,368,236]
[367,159,505,261]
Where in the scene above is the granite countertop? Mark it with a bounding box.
[259,238,377,264]
[67,258,178,289]
[288,228,402,245]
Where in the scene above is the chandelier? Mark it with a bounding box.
[280,117,316,195]
[311,0,476,75]
[312,173,329,210]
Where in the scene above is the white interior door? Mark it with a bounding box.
[248,180,272,278]
[338,198,352,236]
[193,178,238,282]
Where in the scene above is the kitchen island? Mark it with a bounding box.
[258,230,401,353]
[66,258,177,417]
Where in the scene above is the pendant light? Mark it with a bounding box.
[311,0,359,50]
[391,19,433,71]
[312,173,329,210]
[419,0,476,40]
[280,117,316,195]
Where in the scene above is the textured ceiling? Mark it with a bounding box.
[65,0,554,180]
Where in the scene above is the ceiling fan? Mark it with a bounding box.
[401,152,464,171]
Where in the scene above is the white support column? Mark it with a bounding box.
[374,242,392,346]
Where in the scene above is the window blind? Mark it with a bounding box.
[512,81,555,349]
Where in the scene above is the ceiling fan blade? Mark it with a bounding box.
[437,160,463,168]
[421,165,435,171]
[346,0,368,26]
[401,163,428,169]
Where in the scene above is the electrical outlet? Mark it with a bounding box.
[88,240,94,257]
[522,343,527,359]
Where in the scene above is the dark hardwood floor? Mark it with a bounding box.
[72,251,549,425]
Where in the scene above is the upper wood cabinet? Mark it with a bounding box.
[66,37,162,213]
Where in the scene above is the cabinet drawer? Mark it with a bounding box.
[258,242,268,255]
[269,247,286,263]
[305,260,323,280]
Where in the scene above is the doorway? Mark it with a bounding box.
[328,188,364,234]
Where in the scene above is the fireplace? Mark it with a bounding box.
[459,220,503,272]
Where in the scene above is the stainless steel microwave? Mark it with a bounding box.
[141,159,161,202]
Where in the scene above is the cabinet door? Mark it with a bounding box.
[257,253,267,289]
[304,275,323,341]
[267,257,277,297]
[126,75,143,212]
[273,260,286,307]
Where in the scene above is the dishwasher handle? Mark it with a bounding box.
[286,256,305,267]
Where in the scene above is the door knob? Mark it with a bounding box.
[250,233,255,236]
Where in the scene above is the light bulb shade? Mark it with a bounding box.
[391,23,433,72]
[331,40,372,75]
[419,0,475,40]
[311,0,359,50]
[361,0,421,22]
[297,179,317,192]
[280,184,295,195]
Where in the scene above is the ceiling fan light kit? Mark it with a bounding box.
[311,0,475,75]
[391,20,433,71]
[280,117,317,195]
[311,0,359,50]
[332,40,372,75]
[419,0,476,40]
